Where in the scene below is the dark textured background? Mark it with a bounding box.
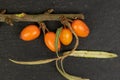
[0,0,120,80]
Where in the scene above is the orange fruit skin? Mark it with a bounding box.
[60,28,73,45]
[20,25,40,41]
[72,20,90,37]
[44,32,61,52]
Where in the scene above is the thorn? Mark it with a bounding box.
[0,9,6,14]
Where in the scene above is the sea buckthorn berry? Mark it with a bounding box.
[44,32,61,52]
[20,25,40,41]
[71,19,90,37]
[60,28,73,45]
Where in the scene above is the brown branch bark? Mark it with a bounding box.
[0,13,84,22]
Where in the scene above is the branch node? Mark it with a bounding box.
[5,17,14,26]
[0,9,6,14]
[44,9,54,14]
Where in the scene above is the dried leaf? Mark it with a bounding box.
[55,27,62,56]
[64,73,89,80]
[9,58,56,65]
[64,50,118,58]
[56,61,89,80]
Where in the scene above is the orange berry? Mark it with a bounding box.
[44,32,61,52]
[72,20,90,37]
[20,25,40,41]
[60,28,73,45]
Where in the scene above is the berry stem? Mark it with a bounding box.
[60,16,79,57]
[39,22,49,36]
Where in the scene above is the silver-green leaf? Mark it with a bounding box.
[64,50,118,58]
[56,61,89,80]
[9,58,56,65]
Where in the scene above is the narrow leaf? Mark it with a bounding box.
[56,61,89,80]
[9,58,56,65]
[64,50,118,58]
[64,73,89,80]
[55,27,62,56]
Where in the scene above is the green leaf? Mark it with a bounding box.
[64,50,118,58]
[9,58,56,65]
[55,27,62,57]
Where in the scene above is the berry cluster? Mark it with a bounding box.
[20,19,90,52]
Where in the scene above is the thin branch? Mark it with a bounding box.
[0,13,84,22]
